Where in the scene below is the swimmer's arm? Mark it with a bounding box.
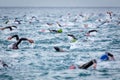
[3,63,8,67]
[78,65,83,69]
[11,26,17,28]
[108,52,115,61]
[88,30,97,33]
[27,39,34,43]
[48,29,57,33]
[16,38,34,46]
[56,22,62,27]
[2,61,8,68]
[0,27,5,30]
[5,26,12,31]
[0,26,12,30]
[8,35,19,40]
[20,38,34,43]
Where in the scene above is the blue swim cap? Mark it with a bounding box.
[100,54,109,61]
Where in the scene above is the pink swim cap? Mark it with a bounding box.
[69,65,76,69]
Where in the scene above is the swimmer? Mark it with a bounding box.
[56,22,62,27]
[67,34,77,42]
[0,60,8,68]
[107,11,113,19]
[73,18,77,22]
[12,38,34,49]
[5,20,9,24]
[46,23,53,26]
[86,30,97,36]
[97,20,109,28]
[0,26,17,31]
[68,13,70,15]
[8,35,34,49]
[117,18,120,25]
[48,29,63,33]
[29,16,39,24]
[84,24,88,28]
[100,52,115,61]
[14,18,21,24]
[69,59,97,69]
[118,21,120,25]
[54,46,65,52]
[79,14,84,18]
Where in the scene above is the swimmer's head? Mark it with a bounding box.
[69,65,76,69]
[57,29,62,33]
[100,52,109,61]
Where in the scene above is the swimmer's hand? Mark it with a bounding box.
[28,39,34,43]
[93,63,97,69]
[0,28,5,30]
[110,57,115,61]
[7,37,12,40]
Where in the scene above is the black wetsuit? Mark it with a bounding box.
[68,34,77,40]
[54,46,61,52]
[12,38,28,49]
[97,21,107,28]
[57,23,62,27]
[49,29,58,33]
[2,62,8,67]
[88,30,97,34]
[78,59,97,69]
[11,35,19,41]
[47,23,53,25]
[0,60,8,68]
[107,52,114,57]
[14,18,21,24]
[4,26,17,31]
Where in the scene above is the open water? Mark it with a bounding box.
[0,7,120,80]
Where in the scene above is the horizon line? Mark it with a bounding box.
[0,6,120,8]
